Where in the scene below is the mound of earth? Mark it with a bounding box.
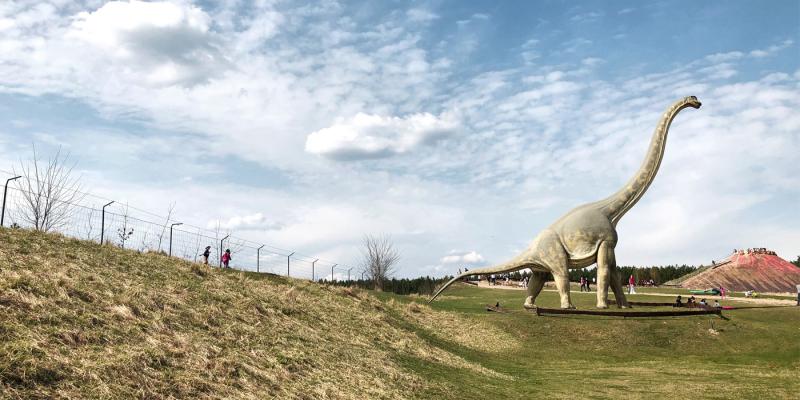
[679,251,800,293]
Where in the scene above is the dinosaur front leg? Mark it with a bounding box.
[596,241,612,309]
[523,271,547,308]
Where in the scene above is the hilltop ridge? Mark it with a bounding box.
[677,250,800,292]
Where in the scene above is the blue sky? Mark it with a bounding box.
[1,0,798,278]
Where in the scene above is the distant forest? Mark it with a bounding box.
[333,276,449,296]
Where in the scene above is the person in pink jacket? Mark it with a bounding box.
[221,249,232,268]
[628,274,637,294]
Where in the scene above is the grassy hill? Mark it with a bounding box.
[2,228,799,399]
[0,229,505,399]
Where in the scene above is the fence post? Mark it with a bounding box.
[220,234,229,267]
[257,245,264,273]
[169,222,182,256]
[1,176,21,228]
[100,201,114,244]
[286,252,295,277]
[331,264,337,282]
[312,259,318,281]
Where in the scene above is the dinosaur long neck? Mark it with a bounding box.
[601,98,693,225]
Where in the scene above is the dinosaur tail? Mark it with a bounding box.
[428,258,531,303]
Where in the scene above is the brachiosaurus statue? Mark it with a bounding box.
[430,96,702,309]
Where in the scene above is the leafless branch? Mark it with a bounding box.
[156,202,176,251]
[12,145,85,232]
[360,234,400,291]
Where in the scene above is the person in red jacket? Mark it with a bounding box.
[628,274,636,294]
[221,249,232,268]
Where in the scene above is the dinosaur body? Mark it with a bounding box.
[431,96,702,309]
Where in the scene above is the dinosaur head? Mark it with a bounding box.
[684,96,702,109]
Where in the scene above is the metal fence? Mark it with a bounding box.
[0,172,354,281]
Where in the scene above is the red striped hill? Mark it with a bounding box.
[680,250,800,293]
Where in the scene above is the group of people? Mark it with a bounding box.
[487,274,511,285]
[674,295,721,309]
[200,246,232,268]
[733,248,776,256]
[579,276,593,292]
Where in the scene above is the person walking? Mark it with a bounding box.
[201,246,211,265]
[579,276,586,292]
[796,284,800,306]
[628,274,636,294]
[221,249,232,269]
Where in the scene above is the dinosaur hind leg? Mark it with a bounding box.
[610,264,629,308]
[552,270,574,309]
[523,271,547,308]
[536,231,573,309]
[596,241,613,309]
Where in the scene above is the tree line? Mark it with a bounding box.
[330,264,703,297]
[568,265,699,284]
[332,276,451,296]
[480,265,699,285]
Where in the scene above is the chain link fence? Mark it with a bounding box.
[0,172,351,281]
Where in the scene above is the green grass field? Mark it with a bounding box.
[383,284,800,399]
[1,228,798,399]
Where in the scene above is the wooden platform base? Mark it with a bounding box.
[627,301,674,307]
[528,306,723,318]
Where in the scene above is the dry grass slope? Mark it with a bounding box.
[0,229,506,399]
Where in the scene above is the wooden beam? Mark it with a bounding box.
[529,307,722,318]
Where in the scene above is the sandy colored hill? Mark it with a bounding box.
[0,228,511,399]
[679,251,800,293]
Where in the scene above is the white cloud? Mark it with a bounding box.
[209,212,282,231]
[570,11,604,23]
[441,251,486,265]
[456,13,490,27]
[581,57,604,67]
[406,8,438,23]
[705,51,744,63]
[69,0,225,86]
[748,39,794,58]
[304,112,461,160]
[0,2,797,279]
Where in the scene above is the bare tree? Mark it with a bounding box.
[83,208,95,240]
[156,202,176,251]
[360,234,400,291]
[138,231,153,253]
[117,203,134,249]
[191,228,204,263]
[13,145,85,232]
